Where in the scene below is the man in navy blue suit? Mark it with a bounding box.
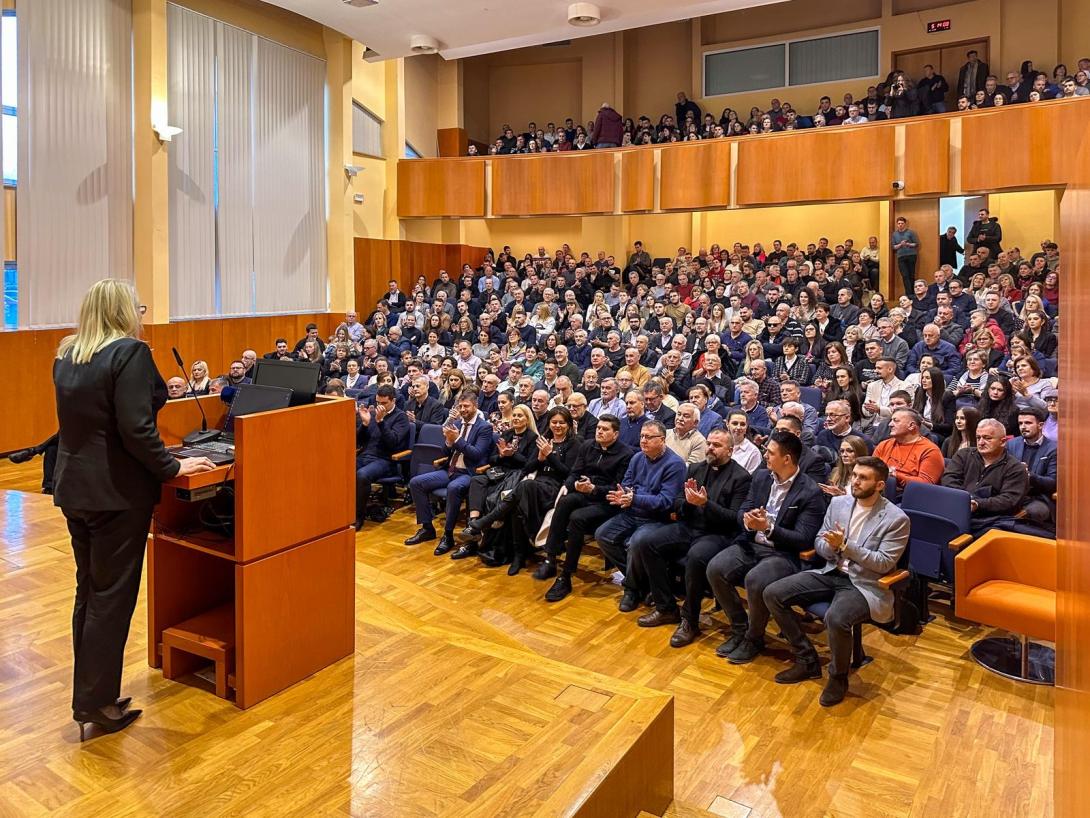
[405,390,494,553]
[354,385,411,530]
[1006,406,1057,531]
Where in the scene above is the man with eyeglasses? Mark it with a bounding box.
[593,421,686,613]
[815,400,868,452]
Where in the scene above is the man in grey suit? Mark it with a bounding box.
[763,456,909,707]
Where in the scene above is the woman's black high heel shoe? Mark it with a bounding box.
[74,707,142,742]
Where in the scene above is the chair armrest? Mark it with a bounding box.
[799,549,816,560]
[475,465,490,474]
[433,457,449,467]
[949,534,974,551]
[878,569,911,589]
[390,450,411,461]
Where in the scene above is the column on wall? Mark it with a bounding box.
[133,0,170,323]
[325,30,354,312]
[383,59,406,239]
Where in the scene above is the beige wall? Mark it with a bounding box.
[456,0,1074,142]
[403,53,439,157]
[989,189,1061,255]
[700,201,883,252]
[462,33,624,142]
[623,22,691,121]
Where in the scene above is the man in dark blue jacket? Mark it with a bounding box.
[355,385,411,530]
[593,420,687,612]
[1006,406,1057,531]
[405,390,494,553]
[705,431,825,664]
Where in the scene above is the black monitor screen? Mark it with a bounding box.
[251,359,321,406]
[224,383,292,435]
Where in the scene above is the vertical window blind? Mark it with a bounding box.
[167,4,327,319]
[16,0,133,328]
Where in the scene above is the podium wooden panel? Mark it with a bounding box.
[148,395,355,708]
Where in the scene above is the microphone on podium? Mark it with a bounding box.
[172,346,220,446]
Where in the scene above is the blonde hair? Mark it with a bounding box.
[57,279,142,364]
[510,403,539,436]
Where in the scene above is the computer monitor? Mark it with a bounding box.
[251,359,321,406]
[222,383,293,437]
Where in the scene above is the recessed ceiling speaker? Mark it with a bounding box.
[410,34,440,54]
[568,2,601,26]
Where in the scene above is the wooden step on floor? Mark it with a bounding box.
[638,797,728,818]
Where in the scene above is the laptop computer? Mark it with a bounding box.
[172,383,293,464]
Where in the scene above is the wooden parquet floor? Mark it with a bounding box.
[0,459,1054,818]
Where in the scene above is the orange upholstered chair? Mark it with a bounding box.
[954,530,1056,685]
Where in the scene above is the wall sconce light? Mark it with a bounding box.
[153,123,183,142]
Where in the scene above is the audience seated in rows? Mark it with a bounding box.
[470,55,1090,154]
[176,228,1061,705]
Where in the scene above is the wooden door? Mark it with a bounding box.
[894,48,939,85]
[892,38,989,111]
[939,39,989,109]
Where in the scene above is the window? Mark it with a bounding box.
[352,101,382,157]
[789,30,879,86]
[404,142,421,159]
[2,10,15,185]
[705,44,786,96]
[703,27,879,97]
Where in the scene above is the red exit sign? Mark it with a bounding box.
[927,19,952,33]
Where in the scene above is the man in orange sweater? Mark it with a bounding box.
[873,408,944,495]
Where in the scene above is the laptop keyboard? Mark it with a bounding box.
[198,440,235,454]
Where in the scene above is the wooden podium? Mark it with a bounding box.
[147,394,355,708]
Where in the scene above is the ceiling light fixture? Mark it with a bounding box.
[410,34,440,54]
[567,2,601,26]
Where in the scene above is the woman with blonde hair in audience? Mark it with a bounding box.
[297,339,322,365]
[1016,293,1048,326]
[841,325,864,364]
[452,315,475,346]
[188,360,211,395]
[708,302,729,334]
[325,325,360,360]
[820,435,869,496]
[942,406,981,457]
[529,302,555,342]
[440,369,467,409]
[971,329,1004,369]
[967,272,989,304]
[742,339,766,376]
[368,310,388,338]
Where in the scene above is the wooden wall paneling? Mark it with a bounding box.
[354,237,393,314]
[1056,114,1090,818]
[890,198,939,299]
[904,118,950,195]
[396,159,486,218]
[659,140,731,211]
[491,153,614,217]
[961,99,1086,192]
[620,148,655,212]
[437,127,467,158]
[736,125,896,206]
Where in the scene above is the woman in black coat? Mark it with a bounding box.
[506,407,583,575]
[456,405,539,559]
[53,279,214,740]
[912,366,957,442]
